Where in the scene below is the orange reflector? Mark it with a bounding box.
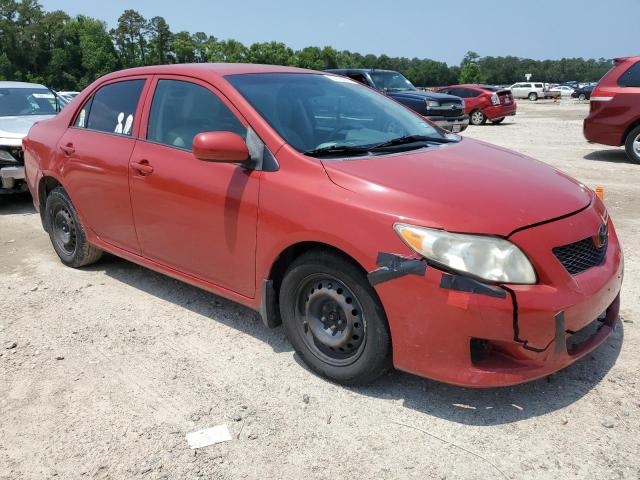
[595,186,605,201]
[401,230,424,251]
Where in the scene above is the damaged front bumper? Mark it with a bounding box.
[373,203,623,387]
[0,165,26,193]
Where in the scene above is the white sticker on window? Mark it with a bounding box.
[123,114,133,135]
[114,112,124,134]
[78,109,86,127]
[324,75,357,84]
[32,93,55,99]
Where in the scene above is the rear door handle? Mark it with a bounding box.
[59,143,75,155]
[131,160,154,176]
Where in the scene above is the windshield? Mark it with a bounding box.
[226,73,445,156]
[0,87,59,117]
[369,71,416,92]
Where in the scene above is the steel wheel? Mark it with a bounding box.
[51,205,77,256]
[294,274,366,367]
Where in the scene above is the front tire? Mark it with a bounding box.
[279,250,391,385]
[578,93,586,101]
[490,117,505,124]
[470,110,486,126]
[45,187,102,267]
[624,126,640,164]
[528,92,538,101]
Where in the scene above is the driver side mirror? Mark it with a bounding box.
[192,131,250,163]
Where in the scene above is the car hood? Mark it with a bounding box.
[388,90,462,103]
[321,138,592,236]
[0,115,54,140]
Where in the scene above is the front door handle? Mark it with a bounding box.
[59,143,75,155]
[131,160,154,176]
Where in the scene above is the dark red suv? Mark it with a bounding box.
[584,56,640,163]
[436,85,516,126]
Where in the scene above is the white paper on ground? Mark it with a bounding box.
[186,424,232,449]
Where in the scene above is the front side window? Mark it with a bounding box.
[226,73,446,155]
[0,87,58,116]
[81,80,145,136]
[368,71,416,92]
[147,80,246,150]
[618,61,640,87]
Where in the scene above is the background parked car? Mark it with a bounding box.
[572,85,595,100]
[435,84,516,125]
[584,56,640,163]
[0,81,65,194]
[326,68,469,132]
[57,91,80,102]
[550,85,575,96]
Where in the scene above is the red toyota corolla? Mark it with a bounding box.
[23,64,622,387]
[436,84,516,126]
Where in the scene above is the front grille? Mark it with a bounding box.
[435,102,464,117]
[553,236,607,275]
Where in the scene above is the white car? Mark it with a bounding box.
[57,91,80,102]
[0,81,63,193]
[509,82,547,101]
[550,85,575,97]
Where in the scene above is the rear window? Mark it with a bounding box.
[81,80,145,136]
[618,61,640,87]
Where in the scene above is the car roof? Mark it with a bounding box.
[0,81,48,89]
[102,63,315,82]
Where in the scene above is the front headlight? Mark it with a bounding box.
[0,149,17,163]
[425,100,440,109]
[394,223,537,284]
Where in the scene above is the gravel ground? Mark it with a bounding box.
[1,100,639,480]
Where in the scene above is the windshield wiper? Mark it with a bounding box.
[303,144,372,158]
[371,134,458,150]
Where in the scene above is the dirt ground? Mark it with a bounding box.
[1,100,639,480]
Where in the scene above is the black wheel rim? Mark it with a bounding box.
[295,275,366,366]
[51,205,77,256]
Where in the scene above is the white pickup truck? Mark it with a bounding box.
[0,81,65,194]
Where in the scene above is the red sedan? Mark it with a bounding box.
[436,84,517,125]
[23,64,622,387]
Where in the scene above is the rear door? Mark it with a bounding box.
[57,77,149,253]
[128,75,260,297]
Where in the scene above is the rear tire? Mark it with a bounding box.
[279,249,392,385]
[528,92,538,101]
[578,93,586,101]
[45,187,102,267]
[490,117,505,124]
[624,125,640,164]
[470,110,486,126]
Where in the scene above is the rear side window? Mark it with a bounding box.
[79,80,145,135]
[147,80,246,150]
[534,83,543,88]
[618,62,640,87]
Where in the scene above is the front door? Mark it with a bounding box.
[128,76,260,298]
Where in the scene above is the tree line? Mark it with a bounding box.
[0,1,614,91]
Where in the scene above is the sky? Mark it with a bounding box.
[39,0,638,65]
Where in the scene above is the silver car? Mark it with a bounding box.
[0,81,65,194]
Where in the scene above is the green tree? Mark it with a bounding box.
[247,41,293,65]
[147,16,172,65]
[173,31,195,63]
[111,9,147,67]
